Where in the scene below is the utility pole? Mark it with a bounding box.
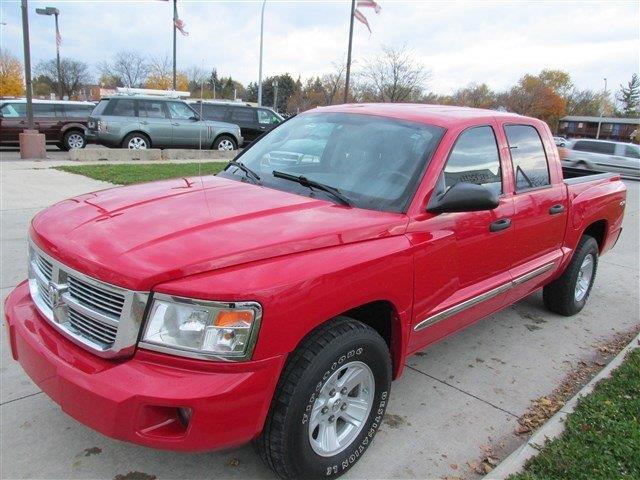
[36,7,61,99]
[172,0,177,90]
[258,0,266,106]
[273,78,279,112]
[596,77,607,139]
[343,0,356,104]
[21,0,34,130]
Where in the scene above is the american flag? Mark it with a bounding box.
[354,0,381,33]
[174,2,189,36]
[55,25,62,47]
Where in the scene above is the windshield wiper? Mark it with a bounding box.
[226,161,261,184]
[272,170,352,206]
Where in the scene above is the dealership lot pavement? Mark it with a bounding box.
[1,159,638,479]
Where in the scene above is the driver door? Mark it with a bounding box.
[408,124,515,350]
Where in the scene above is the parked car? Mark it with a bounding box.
[189,100,283,145]
[553,136,569,147]
[560,138,640,178]
[5,104,627,479]
[86,95,242,150]
[0,99,94,150]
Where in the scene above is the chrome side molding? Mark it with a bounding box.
[414,262,555,332]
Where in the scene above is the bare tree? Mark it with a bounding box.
[357,45,429,102]
[98,51,148,88]
[147,54,172,79]
[321,61,346,105]
[36,57,91,98]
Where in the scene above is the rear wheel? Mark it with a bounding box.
[61,130,86,151]
[123,132,150,149]
[255,317,391,479]
[213,135,237,151]
[543,235,599,316]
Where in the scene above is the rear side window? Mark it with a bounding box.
[505,124,551,191]
[444,126,502,194]
[624,145,640,159]
[258,109,280,125]
[139,100,167,118]
[229,107,256,123]
[110,99,136,117]
[62,104,94,117]
[202,104,228,120]
[33,104,58,117]
[573,140,615,155]
[0,103,26,117]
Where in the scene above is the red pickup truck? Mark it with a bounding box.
[5,104,626,479]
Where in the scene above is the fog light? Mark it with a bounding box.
[178,407,192,427]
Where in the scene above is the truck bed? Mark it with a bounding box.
[562,166,618,185]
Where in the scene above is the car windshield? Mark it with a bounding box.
[219,112,444,212]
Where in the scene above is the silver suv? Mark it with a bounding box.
[86,95,242,150]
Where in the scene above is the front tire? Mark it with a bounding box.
[61,130,86,151]
[256,317,391,479]
[543,235,599,316]
[213,135,237,151]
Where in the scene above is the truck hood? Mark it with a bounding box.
[31,175,408,291]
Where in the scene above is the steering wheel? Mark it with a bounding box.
[375,170,411,183]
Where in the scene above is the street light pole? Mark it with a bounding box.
[258,0,266,106]
[596,77,607,140]
[36,7,62,99]
[273,78,278,112]
[21,0,34,130]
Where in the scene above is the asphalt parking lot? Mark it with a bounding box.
[1,160,638,480]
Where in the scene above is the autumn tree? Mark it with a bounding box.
[616,74,640,118]
[566,89,612,116]
[145,55,188,91]
[98,51,148,88]
[0,49,24,97]
[358,45,429,102]
[35,57,91,98]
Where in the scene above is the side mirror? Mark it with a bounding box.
[427,182,499,214]
[189,115,199,121]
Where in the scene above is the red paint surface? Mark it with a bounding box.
[5,104,627,451]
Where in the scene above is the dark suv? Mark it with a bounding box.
[189,101,283,145]
[0,99,94,150]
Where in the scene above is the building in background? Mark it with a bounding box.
[558,116,640,142]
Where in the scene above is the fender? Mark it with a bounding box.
[153,235,414,377]
[60,122,87,135]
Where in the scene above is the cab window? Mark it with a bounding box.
[504,124,551,191]
[623,145,639,159]
[444,126,502,195]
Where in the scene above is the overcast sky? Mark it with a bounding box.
[1,1,638,96]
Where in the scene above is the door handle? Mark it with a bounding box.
[171,122,179,126]
[259,125,267,130]
[549,204,565,215]
[140,121,148,125]
[489,218,511,232]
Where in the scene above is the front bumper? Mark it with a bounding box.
[4,282,284,451]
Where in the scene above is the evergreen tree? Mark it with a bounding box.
[616,74,640,118]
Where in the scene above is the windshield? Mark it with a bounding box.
[219,112,444,212]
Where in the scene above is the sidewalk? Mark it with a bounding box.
[1,162,638,479]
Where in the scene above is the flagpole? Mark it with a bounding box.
[343,0,356,104]
[258,0,266,107]
[172,0,177,90]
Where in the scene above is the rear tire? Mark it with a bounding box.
[543,235,599,316]
[255,317,391,479]
[61,130,86,151]
[213,135,237,151]
[123,132,150,149]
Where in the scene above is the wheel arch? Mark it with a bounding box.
[212,132,237,149]
[583,219,608,253]
[123,130,152,147]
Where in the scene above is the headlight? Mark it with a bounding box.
[140,294,262,361]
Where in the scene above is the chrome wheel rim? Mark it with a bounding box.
[67,133,84,149]
[128,137,147,149]
[575,254,594,302]
[217,139,234,150]
[308,361,374,457]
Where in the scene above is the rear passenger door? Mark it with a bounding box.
[502,124,567,298]
[33,103,62,143]
[138,100,172,147]
[229,107,259,143]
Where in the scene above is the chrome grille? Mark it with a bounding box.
[68,276,125,319]
[28,241,148,358]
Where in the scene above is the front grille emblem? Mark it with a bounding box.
[47,281,68,322]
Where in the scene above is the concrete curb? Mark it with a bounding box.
[69,148,238,162]
[485,331,640,480]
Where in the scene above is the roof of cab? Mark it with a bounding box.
[311,103,525,128]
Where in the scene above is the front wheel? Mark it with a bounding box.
[255,317,391,479]
[543,235,599,316]
[213,135,237,151]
